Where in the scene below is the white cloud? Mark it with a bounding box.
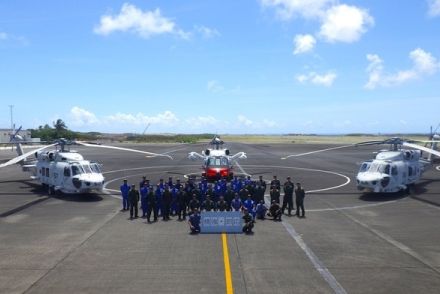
[319,4,374,43]
[428,0,440,16]
[70,106,99,126]
[260,0,334,20]
[293,34,316,54]
[0,32,7,40]
[105,110,179,126]
[261,1,373,44]
[207,80,224,93]
[237,115,253,127]
[296,71,337,86]
[365,48,440,89]
[94,3,189,39]
[195,25,220,38]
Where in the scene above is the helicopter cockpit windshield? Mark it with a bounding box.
[71,164,85,176]
[90,163,101,173]
[364,162,391,175]
[207,157,229,167]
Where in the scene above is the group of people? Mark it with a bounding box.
[119,175,306,233]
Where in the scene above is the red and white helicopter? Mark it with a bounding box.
[188,136,247,180]
[0,127,172,194]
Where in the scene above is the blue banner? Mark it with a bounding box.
[200,211,243,234]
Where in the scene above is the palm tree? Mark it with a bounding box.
[53,119,67,132]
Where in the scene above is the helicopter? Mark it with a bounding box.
[282,137,440,193]
[0,128,172,194]
[188,136,247,180]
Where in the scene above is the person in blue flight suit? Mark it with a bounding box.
[140,183,149,218]
[231,193,242,211]
[139,176,147,190]
[120,179,130,211]
[167,176,173,187]
[232,176,242,193]
[171,185,179,216]
[155,184,164,217]
[255,200,268,220]
[214,180,223,202]
[243,195,256,219]
[198,178,208,195]
[174,178,182,190]
[188,208,201,234]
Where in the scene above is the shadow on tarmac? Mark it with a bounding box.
[51,193,103,202]
[359,191,408,202]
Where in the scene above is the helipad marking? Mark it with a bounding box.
[241,165,351,193]
[282,221,347,294]
[281,144,353,159]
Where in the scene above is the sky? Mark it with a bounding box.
[1,0,440,134]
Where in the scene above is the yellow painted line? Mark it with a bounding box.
[222,233,234,294]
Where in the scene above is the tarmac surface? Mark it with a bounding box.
[1,142,440,294]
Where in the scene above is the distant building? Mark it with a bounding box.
[0,129,37,143]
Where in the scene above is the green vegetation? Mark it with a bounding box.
[30,119,100,141]
[126,133,215,144]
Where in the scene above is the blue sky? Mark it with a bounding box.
[1,0,439,134]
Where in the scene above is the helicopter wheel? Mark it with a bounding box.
[48,185,55,195]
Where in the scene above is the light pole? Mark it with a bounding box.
[8,105,14,131]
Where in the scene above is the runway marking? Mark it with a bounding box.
[281,144,353,159]
[102,165,199,175]
[282,221,347,294]
[233,160,251,177]
[330,205,440,276]
[222,233,234,294]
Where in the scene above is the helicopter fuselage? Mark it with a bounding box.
[356,150,425,193]
[34,150,105,194]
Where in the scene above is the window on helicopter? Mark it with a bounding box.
[64,167,70,177]
[359,163,369,172]
[408,166,413,176]
[90,163,101,173]
[391,166,398,176]
[71,164,84,176]
[383,164,391,175]
[82,164,92,174]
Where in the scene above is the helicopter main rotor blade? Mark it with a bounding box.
[281,144,354,159]
[75,142,173,160]
[402,142,440,158]
[0,143,57,168]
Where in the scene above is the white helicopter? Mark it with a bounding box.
[188,136,247,180]
[282,137,440,193]
[0,129,172,194]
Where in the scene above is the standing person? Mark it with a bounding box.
[188,209,201,234]
[254,182,265,204]
[155,184,164,217]
[270,175,281,190]
[120,179,130,211]
[224,185,234,209]
[232,176,242,194]
[140,183,149,218]
[257,175,267,193]
[146,186,157,222]
[128,184,139,219]
[295,183,306,218]
[177,186,187,221]
[139,176,147,190]
[239,187,249,202]
[162,185,172,221]
[270,186,280,204]
[168,176,173,187]
[282,177,294,216]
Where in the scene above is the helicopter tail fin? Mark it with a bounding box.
[9,126,24,158]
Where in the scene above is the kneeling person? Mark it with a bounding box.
[255,200,268,220]
[242,209,254,234]
[268,200,282,221]
[188,209,201,234]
